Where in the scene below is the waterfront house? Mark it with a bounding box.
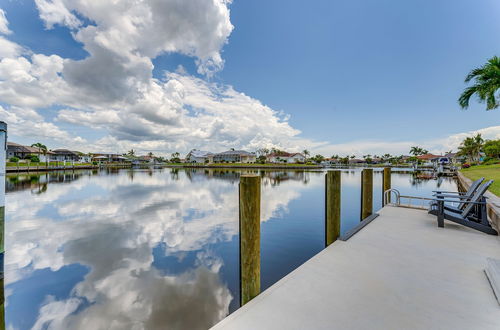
[416,153,441,166]
[349,158,366,164]
[91,153,127,162]
[7,142,54,162]
[266,152,305,163]
[213,150,256,163]
[51,149,82,162]
[185,149,214,163]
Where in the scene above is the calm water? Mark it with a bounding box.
[4,168,457,330]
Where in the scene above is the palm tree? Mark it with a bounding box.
[409,146,428,156]
[148,152,154,158]
[127,149,135,156]
[302,149,310,161]
[459,56,500,110]
[31,142,48,165]
[458,134,484,162]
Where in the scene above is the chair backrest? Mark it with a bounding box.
[461,180,493,217]
[458,177,484,209]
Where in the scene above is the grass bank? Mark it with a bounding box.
[460,164,500,196]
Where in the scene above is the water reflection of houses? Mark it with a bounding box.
[5,170,98,193]
[182,168,312,186]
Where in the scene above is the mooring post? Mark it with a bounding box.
[0,121,7,327]
[239,175,261,305]
[325,171,341,246]
[361,169,373,220]
[382,167,391,206]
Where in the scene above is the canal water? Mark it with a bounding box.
[4,168,457,330]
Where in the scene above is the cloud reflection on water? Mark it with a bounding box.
[5,169,318,330]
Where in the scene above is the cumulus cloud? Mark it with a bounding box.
[0,105,86,145]
[0,0,313,154]
[312,125,500,157]
[0,8,11,34]
[35,0,233,75]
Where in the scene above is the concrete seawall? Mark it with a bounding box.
[457,171,500,232]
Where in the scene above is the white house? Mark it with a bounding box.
[185,150,214,163]
[212,150,256,163]
[266,152,305,163]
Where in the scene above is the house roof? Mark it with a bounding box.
[215,150,255,156]
[51,149,80,156]
[7,142,54,154]
[187,149,213,158]
[416,154,441,160]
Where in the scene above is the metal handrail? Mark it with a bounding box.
[384,189,439,209]
[384,189,401,206]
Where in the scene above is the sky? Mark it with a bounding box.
[0,0,499,157]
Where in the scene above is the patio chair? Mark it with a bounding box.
[430,178,488,215]
[430,180,497,235]
[431,177,484,212]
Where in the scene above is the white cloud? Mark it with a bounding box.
[34,0,81,29]
[0,0,305,154]
[0,37,24,58]
[35,0,233,76]
[0,105,86,146]
[312,125,500,157]
[0,8,11,34]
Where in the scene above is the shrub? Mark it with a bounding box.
[10,156,19,163]
[30,155,40,163]
[92,161,98,165]
[462,163,471,168]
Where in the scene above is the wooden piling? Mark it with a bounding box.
[382,167,391,205]
[239,175,261,305]
[325,171,341,246]
[361,169,373,220]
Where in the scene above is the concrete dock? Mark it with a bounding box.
[212,206,500,330]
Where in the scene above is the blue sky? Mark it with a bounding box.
[0,0,499,156]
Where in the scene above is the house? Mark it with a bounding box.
[185,150,214,163]
[7,142,54,162]
[138,155,156,164]
[92,153,127,162]
[266,152,305,163]
[51,149,82,162]
[213,150,256,163]
[416,154,441,166]
[349,158,366,164]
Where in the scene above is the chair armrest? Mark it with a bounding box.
[432,191,466,194]
[432,199,486,204]
[432,194,471,199]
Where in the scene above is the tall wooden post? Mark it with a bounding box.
[361,169,373,220]
[382,167,391,205]
[0,122,7,329]
[239,175,261,305]
[325,171,341,246]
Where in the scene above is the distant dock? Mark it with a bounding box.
[212,206,500,330]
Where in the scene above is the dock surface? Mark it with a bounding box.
[212,206,500,330]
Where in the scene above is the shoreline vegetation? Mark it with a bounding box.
[5,162,432,175]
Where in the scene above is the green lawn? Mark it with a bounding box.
[460,164,500,196]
